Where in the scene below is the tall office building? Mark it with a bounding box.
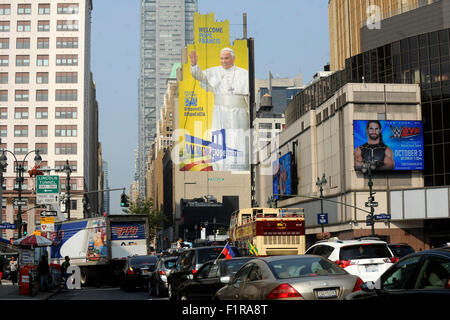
[328,0,438,71]
[137,0,197,199]
[0,1,98,236]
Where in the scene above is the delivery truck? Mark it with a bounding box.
[47,214,150,286]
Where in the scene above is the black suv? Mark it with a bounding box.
[167,245,241,300]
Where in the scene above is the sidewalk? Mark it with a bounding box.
[0,280,60,300]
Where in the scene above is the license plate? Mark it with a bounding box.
[365,264,378,272]
[316,288,338,299]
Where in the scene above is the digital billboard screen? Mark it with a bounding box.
[273,152,292,199]
[353,120,424,171]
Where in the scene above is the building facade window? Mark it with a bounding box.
[55,125,77,137]
[16,55,30,66]
[0,55,8,66]
[14,108,28,119]
[15,72,29,84]
[36,72,48,84]
[14,143,28,155]
[0,38,9,49]
[56,72,77,83]
[17,4,31,15]
[56,54,78,66]
[0,4,11,15]
[35,125,48,137]
[36,90,48,101]
[17,21,31,32]
[0,90,7,101]
[56,37,78,48]
[14,125,28,137]
[37,20,50,32]
[35,143,48,155]
[55,89,77,101]
[0,108,7,119]
[38,4,51,15]
[55,107,77,119]
[37,37,49,49]
[0,21,10,32]
[0,125,6,137]
[35,107,48,119]
[55,143,77,155]
[57,4,79,14]
[16,37,30,49]
[55,160,77,172]
[0,72,7,84]
[37,55,49,66]
[57,20,79,31]
[15,90,29,101]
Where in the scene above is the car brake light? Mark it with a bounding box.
[159,270,166,275]
[390,257,399,263]
[192,269,198,274]
[336,260,352,268]
[352,277,364,292]
[126,267,135,275]
[267,283,302,299]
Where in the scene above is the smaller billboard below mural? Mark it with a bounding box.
[354,120,424,171]
[273,152,292,199]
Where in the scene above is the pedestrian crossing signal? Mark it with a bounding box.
[120,193,129,207]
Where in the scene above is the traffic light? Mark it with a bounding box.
[120,192,129,207]
[22,222,28,236]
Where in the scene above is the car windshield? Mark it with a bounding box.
[269,257,347,279]
[389,245,415,257]
[340,244,392,260]
[224,258,253,275]
[130,255,158,267]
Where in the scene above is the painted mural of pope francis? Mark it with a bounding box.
[189,47,249,171]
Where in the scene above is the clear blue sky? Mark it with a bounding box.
[91,0,329,214]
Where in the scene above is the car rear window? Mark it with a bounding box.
[389,245,415,258]
[339,244,392,260]
[130,255,158,266]
[269,257,347,279]
[224,258,253,275]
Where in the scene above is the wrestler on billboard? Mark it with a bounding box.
[354,120,395,170]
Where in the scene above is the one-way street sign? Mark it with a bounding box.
[40,210,57,217]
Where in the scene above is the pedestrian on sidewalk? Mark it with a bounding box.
[9,256,18,285]
[38,255,50,292]
[60,256,70,288]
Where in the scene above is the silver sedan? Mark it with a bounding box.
[215,255,364,300]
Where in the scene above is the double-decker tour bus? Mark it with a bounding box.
[229,207,305,256]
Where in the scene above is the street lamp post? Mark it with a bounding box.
[0,148,42,238]
[316,173,327,233]
[361,160,377,237]
[63,160,72,221]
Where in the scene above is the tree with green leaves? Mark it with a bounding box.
[122,198,168,241]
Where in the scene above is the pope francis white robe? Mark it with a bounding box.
[191,64,249,171]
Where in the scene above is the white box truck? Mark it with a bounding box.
[47,214,150,286]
